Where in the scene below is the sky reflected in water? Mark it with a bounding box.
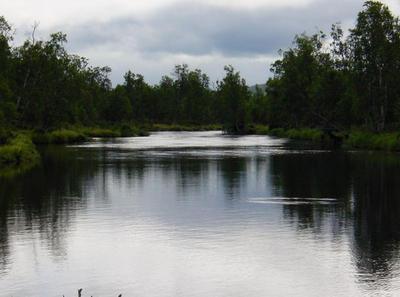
[0,132,400,297]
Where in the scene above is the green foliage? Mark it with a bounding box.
[0,134,40,168]
[265,1,400,137]
[217,65,251,134]
[32,129,87,144]
[348,1,400,131]
[119,124,137,137]
[268,128,323,142]
[79,127,120,138]
[149,123,222,131]
[344,131,400,151]
[286,128,323,142]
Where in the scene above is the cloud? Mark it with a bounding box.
[3,0,399,85]
[66,0,364,56]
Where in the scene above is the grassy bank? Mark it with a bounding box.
[250,125,400,151]
[31,125,150,145]
[248,125,324,142]
[80,125,149,138]
[343,131,400,151]
[0,124,150,176]
[148,123,222,132]
[32,129,88,144]
[0,133,40,176]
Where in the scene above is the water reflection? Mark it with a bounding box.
[350,154,400,285]
[270,151,400,288]
[0,132,399,296]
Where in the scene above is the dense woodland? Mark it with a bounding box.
[0,1,400,134]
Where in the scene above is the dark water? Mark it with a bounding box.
[1,131,400,297]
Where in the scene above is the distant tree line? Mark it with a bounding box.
[0,1,399,134]
[267,0,400,133]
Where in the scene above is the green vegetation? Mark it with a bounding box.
[1,1,400,154]
[148,123,222,131]
[266,1,400,134]
[0,134,40,175]
[269,128,324,142]
[78,127,120,138]
[30,125,150,144]
[32,129,88,144]
[247,124,270,135]
[344,131,400,151]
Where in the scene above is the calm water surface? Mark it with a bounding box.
[1,131,400,297]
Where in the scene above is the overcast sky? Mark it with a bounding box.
[2,0,400,85]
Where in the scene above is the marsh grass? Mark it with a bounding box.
[149,123,222,132]
[267,127,323,142]
[344,131,400,151]
[0,134,40,176]
[32,129,88,144]
[31,125,150,144]
[79,127,120,138]
[250,124,270,135]
[259,127,400,151]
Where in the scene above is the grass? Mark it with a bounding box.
[250,124,270,135]
[78,125,149,138]
[78,127,120,138]
[148,123,222,132]
[32,129,88,144]
[31,125,150,144]
[285,128,323,142]
[344,130,400,151]
[0,134,40,176]
[79,125,150,138]
[266,127,324,142]
[252,125,400,151]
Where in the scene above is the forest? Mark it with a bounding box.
[1,1,400,151]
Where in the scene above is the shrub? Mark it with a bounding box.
[32,129,87,144]
[344,131,400,151]
[0,134,40,168]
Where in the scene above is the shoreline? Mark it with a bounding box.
[1,125,400,177]
[250,125,400,152]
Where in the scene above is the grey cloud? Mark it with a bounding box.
[64,0,364,57]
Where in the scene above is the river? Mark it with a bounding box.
[0,131,399,297]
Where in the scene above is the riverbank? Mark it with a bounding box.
[250,125,400,151]
[29,124,222,144]
[32,125,150,144]
[0,133,40,177]
[0,125,150,176]
[147,123,222,132]
[2,125,400,177]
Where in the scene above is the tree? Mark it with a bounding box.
[217,66,250,133]
[105,85,132,122]
[348,1,400,131]
[0,16,15,126]
[267,33,328,128]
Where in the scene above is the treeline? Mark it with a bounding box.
[0,17,250,133]
[267,0,400,133]
[0,1,399,135]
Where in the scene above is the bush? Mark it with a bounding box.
[286,128,323,142]
[32,129,87,144]
[344,131,400,151]
[269,128,286,137]
[0,134,40,168]
[119,124,138,137]
[254,125,270,135]
[150,124,222,132]
[80,127,120,138]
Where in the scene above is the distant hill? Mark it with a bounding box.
[249,84,267,94]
